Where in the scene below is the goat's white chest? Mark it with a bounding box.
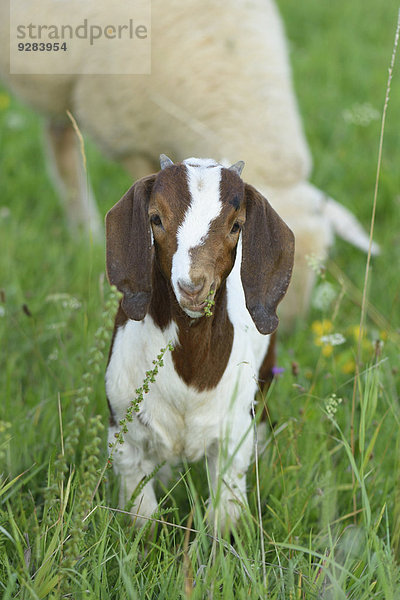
[106,317,269,464]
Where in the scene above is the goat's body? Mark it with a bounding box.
[104,156,294,527]
[106,240,271,524]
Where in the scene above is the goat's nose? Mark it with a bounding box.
[177,279,205,300]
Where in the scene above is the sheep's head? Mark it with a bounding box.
[106,156,294,334]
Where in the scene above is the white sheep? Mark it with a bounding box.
[0,0,377,326]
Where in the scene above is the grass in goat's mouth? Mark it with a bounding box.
[204,289,216,317]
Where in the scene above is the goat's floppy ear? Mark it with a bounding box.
[106,175,156,320]
[241,184,295,334]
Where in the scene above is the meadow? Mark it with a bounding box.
[1,0,400,597]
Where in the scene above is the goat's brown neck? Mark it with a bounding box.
[149,257,234,391]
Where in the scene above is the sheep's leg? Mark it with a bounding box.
[207,414,254,531]
[44,119,103,241]
[108,427,158,527]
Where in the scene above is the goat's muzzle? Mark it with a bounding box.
[177,278,214,317]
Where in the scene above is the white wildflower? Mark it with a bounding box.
[320,333,346,346]
[46,321,67,330]
[0,206,11,219]
[5,112,26,130]
[325,393,343,418]
[342,103,380,127]
[46,293,82,311]
[306,254,325,276]
[312,282,337,311]
[48,349,59,362]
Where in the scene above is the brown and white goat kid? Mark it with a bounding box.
[105,156,294,528]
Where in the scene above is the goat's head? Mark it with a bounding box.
[106,156,294,334]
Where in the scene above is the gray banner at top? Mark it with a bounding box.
[10,0,151,75]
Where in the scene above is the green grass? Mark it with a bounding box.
[1,0,400,597]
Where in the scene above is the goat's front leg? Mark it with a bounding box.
[108,426,158,527]
[207,412,254,532]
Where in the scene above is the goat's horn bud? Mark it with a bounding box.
[229,160,245,176]
[160,154,174,170]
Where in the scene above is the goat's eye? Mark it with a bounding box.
[230,222,241,234]
[150,214,163,228]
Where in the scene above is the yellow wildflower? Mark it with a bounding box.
[322,345,333,358]
[311,319,333,340]
[341,359,356,374]
[349,325,362,341]
[0,93,10,111]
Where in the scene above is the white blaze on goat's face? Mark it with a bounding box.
[171,158,223,317]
